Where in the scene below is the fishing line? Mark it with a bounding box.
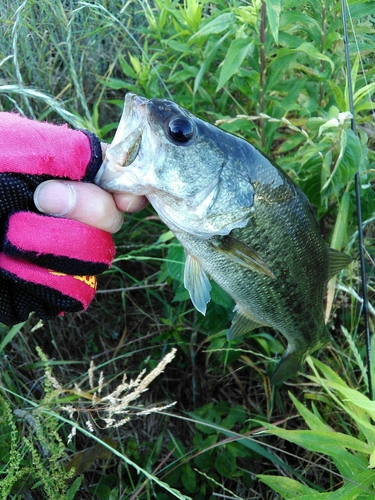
[341,0,373,400]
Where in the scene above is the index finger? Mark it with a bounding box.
[113,193,148,213]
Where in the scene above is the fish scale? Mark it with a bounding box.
[95,93,351,384]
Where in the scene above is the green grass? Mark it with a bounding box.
[0,0,375,498]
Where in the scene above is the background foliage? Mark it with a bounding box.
[0,0,374,498]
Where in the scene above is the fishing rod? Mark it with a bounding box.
[341,0,373,400]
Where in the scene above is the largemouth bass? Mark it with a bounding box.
[95,93,351,384]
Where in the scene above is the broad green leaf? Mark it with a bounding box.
[278,30,305,49]
[260,423,372,454]
[163,39,190,52]
[194,32,230,94]
[295,42,334,71]
[128,53,141,74]
[215,450,236,477]
[102,77,130,90]
[119,55,137,79]
[266,0,281,44]
[354,81,375,108]
[266,52,299,90]
[291,375,371,477]
[65,475,84,500]
[252,332,284,355]
[155,230,175,245]
[321,380,375,422]
[277,78,307,112]
[260,470,375,499]
[181,464,196,492]
[168,63,198,84]
[330,191,351,250]
[210,281,234,309]
[328,80,346,111]
[280,10,320,33]
[216,38,253,91]
[306,358,375,440]
[342,399,375,419]
[221,405,247,429]
[257,475,318,498]
[307,357,349,385]
[289,392,330,431]
[0,321,26,353]
[349,1,375,18]
[324,469,375,500]
[322,129,361,196]
[269,44,334,78]
[355,100,375,113]
[167,244,185,282]
[278,134,306,154]
[190,12,236,40]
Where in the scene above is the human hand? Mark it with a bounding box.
[33,142,147,232]
[34,179,148,233]
[0,113,146,326]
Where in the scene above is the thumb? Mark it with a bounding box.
[34,180,124,233]
[34,180,76,217]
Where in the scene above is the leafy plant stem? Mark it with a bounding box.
[319,1,327,107]
[259,0,266,149]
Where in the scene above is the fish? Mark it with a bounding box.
[94,93,351,384]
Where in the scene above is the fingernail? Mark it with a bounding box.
[34,180,76,216]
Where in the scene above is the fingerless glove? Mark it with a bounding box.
[0,113,115,326]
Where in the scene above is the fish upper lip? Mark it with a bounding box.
[125,93,148,119]
[100,93,148,174]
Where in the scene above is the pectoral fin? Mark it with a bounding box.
[327,246,352,279]
[211,235,275,278]
[228,305,265,340]
[184,253,212,315]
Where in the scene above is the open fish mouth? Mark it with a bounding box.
[105,125,143,172]
[98,94,147,175]
[106,93,147,172]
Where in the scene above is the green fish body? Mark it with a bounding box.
[95,94,351,384]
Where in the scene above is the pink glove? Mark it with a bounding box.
[0,113,115,325]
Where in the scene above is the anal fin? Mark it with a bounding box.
[228,305,265,340]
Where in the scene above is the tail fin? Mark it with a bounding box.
[270,351,303,385]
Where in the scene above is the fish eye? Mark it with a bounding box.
[168,117,194,143]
